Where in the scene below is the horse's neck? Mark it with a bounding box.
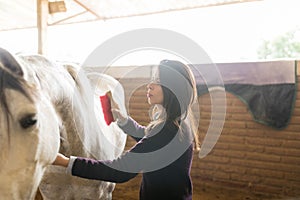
[20,55,102,158]
[53,63,103,158]
[18,55,75,102]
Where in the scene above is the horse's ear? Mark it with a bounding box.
[0,48,23,76]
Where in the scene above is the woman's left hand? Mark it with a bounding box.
[53,153,70,167]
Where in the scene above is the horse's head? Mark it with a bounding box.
[0,48,60,199]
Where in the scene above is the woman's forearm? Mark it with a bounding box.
[119,117,146,141]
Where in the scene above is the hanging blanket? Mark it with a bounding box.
[190,61,297,129]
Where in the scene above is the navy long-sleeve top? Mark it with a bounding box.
[70,117,194,200]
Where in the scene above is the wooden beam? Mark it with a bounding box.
[49,11,88,25]
[73,0,102,19]
[37,0,48,55]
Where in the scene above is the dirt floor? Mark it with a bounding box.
[113,186,295,200]
[113,186,271,200]
[34,180,297,200]
[112,178,287,200]
[34,175,297,200]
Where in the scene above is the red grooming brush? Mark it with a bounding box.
[100,91,114,125]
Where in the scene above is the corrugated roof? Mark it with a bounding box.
[0,0,262,31]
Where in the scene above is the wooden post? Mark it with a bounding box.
[37,0,48,55]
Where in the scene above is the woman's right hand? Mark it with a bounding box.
[107,91,128,125]
[112,109,128,125]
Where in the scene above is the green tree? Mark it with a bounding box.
[257,30,300,59]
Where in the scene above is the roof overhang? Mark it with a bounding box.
[0,0,263,31]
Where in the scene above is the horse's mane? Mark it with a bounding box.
[0,48,34,117]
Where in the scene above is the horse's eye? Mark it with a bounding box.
[19,114,37,129]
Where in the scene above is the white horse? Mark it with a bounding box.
[0,48,127,200]
[0,48,61,199]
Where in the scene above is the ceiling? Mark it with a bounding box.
[0,0,262,31]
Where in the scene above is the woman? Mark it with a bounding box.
[53,59,200,200]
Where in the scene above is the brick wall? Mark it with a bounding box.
[113,63,300,198]
[193,79,300,197]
